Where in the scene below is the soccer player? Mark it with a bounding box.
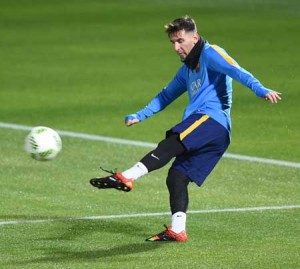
[90,16,281,242]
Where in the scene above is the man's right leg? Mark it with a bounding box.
[145,168,190,242]
[166,168,190,215]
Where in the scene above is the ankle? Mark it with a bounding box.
[171,212,186,233]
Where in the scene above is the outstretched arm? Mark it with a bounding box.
[125,70,186,127]
[207,45,282,103]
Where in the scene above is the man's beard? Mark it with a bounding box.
[182,37,205,69]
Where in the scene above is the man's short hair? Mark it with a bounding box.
[165,15,197,37]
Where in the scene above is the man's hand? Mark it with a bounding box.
[264,91,282,103]
[125,114,140,126]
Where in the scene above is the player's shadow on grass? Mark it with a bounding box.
[41,217,152,240]
[14,218,166,266]
[18,243,163,266]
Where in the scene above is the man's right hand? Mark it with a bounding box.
[125,114,140,126]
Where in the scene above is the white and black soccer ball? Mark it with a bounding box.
[24,126,62,161]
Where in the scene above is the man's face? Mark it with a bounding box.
[169,30,199,60]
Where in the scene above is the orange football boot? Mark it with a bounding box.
[145,225,188,242]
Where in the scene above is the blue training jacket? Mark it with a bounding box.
[134,41,271,134]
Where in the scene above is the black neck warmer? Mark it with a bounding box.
[183,37,205,70]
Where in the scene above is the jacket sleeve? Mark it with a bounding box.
[206,45,271,97]
[136,68,187,121]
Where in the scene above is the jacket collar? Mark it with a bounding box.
[183,37,205,70]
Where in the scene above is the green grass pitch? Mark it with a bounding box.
[0,0,299,268]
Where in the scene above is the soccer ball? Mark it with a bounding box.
[24,126,62,161]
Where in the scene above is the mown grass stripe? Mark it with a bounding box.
[1,121,299,168]
[0,204,299,226]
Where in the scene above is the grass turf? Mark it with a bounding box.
[0,129,299,268]
[0,0,299,268]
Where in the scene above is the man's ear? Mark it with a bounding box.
[193,33,199,44]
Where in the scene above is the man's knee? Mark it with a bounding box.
[140,134,185,173]
[157,134,185,158]
[166,168,190,190]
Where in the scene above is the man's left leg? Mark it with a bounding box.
[89,134,185,191]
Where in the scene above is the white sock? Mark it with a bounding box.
[121,162,148,180]
[171,211,186,233]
